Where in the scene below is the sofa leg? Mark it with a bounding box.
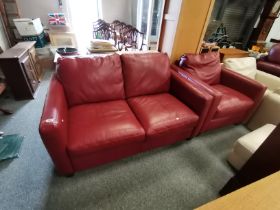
[65,173,75,177]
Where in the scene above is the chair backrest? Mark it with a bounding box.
[123,28,144,50]
[223,57,257,79]
[121,53,170,98]
[56,54,125,107]
[268,43,280,64]
[179,52,221,85]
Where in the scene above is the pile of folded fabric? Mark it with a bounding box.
[88,39,117,52]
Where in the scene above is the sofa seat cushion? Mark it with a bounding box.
[57,54,125,107]
[128,93,199,137]
[212,84,254,119]
[67,100,145,157]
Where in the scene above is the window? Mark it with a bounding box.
[67,0,102,49]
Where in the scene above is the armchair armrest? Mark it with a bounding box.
[221,67,266,101]
[247,92,280,130]
[171,64,223,98]
[171,64,223,130]
[221,67,266,122]
[255,70,280,91]
[257,55,268,62]
[170,70,213,136]
[39,75,74,175]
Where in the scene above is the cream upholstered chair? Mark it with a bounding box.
[223,57,280,130]
[228,123,276,170]
[223,57,280,92]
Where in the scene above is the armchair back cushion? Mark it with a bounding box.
[57,54,125,107]
[223,57,257,79]
[121,53,170,98]
[267,44,280,64]
[179,52,221,85]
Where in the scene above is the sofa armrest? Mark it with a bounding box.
[170,70,213,136]
[247,92,280,130]
[255,70,280,91]
[171,64,223,98]
[257,55,268,62]
[221,67,266,101]
[39,75,74,175]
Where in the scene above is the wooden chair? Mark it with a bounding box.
[123,28,145,51]
[93,21,117,46]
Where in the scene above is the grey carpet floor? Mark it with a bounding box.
[0,70,249,210]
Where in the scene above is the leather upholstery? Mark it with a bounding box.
[121,53,170,98]
[179,52,221,85]
[169,68,214,136]
[267,44,280,64]
[39,76,74,175]
[211,84,254,119]
[57,54,125,107]
[257,61,280,77]
[128,93,199,139]
[247,91,280,130]
[223,57,280,91]
[257,44,280,77]
[228,124,276,170]
[223,57,257,79]
[175,53,266,133]
[40,52,214,175]
[68,100,145,157]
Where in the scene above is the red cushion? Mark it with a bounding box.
[128,93,199,138]
[57,54,125,107]
[181,52,221,85]
[67,100,145,157]
[121,53,170,98]
[212,84,254,119]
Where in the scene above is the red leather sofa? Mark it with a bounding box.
[176,52,266,133]
[39,53,213,175]
[257,43,280,77]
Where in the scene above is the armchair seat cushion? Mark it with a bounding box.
[67,100,145,157]
[128,93,199,138]
[212,84,254,119]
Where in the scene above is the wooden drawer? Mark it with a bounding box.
[21,56,38,92]
[29,46,42,80]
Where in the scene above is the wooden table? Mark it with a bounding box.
[219,48,249,62]
[196,171,280,210]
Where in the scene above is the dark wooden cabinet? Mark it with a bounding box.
[0,41,42,100]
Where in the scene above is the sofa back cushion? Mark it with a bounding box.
[121,53,170,98]
[223,57,257,79]
[179,52,221,85]
[57,54,125,107]
[268,44,280,64]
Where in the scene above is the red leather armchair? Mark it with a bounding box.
[175,52,266,133]
[257,44,280,77]
[39,53,212,175]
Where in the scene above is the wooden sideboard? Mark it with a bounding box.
[0,41,42,99]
